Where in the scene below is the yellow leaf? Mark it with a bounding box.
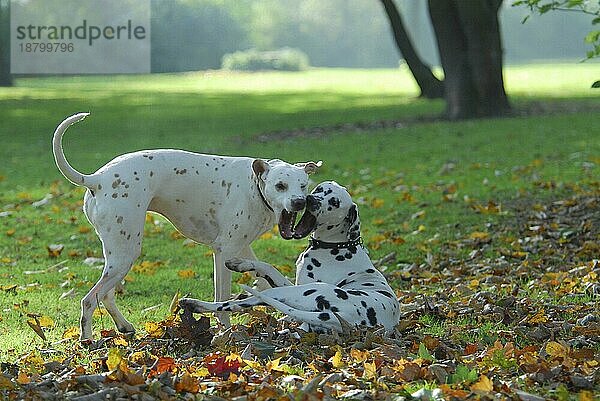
[546,341,568,358]
[93,308,109,317]
[470,375,493,393]
[243,359,261,371]
[260,231,273,240]
[106,348,126,372]
[144,321,165,338]
[113,336,128,346]
[350,348,369,363]
[528,310,548,324]
[177,269,196,278]
[63,326,80,339]
[16,371,30,385]
[469,231,489,240]
[266,357,281,372]
[193,367,210,378]
[330,350,345,368]
[363,361,377,380]
[417,224,426,232]
[78,225,91,233]
[6,229,15,236]
[38,315,54,327]
[371,198,385,208]
[169,290,181,315]
[1,257,12,264]
[579,390,594,401]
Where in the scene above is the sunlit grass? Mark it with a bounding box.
[0,64,598,356]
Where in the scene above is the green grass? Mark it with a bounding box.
[0,64,599,359]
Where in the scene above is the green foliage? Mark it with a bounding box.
[448,365,478,384]
[418,343,435,361]
[222,48,310,71]
[512,0,600,61]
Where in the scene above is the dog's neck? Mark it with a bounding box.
[308,236,363,250]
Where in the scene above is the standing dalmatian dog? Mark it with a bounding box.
[180,181,400,332]
[52,113,321,340]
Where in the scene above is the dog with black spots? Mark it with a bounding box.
[179,181,400,332]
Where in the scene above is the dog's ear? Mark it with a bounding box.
[295,160,322,175]
[346,204,358,225]
[252,159,270,179]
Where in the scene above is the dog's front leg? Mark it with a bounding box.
[226,258,293,288]
[212,249,232,327]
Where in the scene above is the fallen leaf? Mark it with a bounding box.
[46,244,64,258]
[470,374,493,393]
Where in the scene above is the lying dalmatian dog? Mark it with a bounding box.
[180,181,400,332]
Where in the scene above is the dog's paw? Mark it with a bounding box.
[179,298,206,313]
[225,257,255,272]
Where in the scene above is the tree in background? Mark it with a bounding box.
[379,0,443,99]
[151,0,247,72]
[0,0,12,87]
[428,0,511,120]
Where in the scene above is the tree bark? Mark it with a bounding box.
[428,0,510,119]
[380,0,443,99]
[0,0,13,87]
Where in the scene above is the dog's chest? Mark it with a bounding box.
[295,246,370,285]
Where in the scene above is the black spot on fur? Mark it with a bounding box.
[344,252,353,259]
[303,289,317,296]
[318,312,330,321]
[307,265,313,271]
[330,249,339,256]
[307,272,314,279]
[366,269,375,273]
[348,290,367,296]
[334,289,348,300]
[348,272,356,276]
[328,197,340,208]
[377,290,394,298]
[361,320,367,326]
[335,255,345,262]
[367,307,377,326]
[362,283,375,287]
[331,306,339,312]
[315,295,330,311]
[361,300,367,307]
[311,258,321,267]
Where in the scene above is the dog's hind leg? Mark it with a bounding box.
[80,207,145,340]
[239,285,343,332]
[102,287,135,335]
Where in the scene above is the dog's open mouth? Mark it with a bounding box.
[292,210,317,239]
[278,210,298,240]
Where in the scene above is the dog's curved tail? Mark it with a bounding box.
[52,113,99,189]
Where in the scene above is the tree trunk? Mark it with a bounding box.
[428,0,510,119]
[379,0,443,99]
[0,0,13,87]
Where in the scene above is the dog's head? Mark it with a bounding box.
[253,159,322,240]
[293,181,360,242]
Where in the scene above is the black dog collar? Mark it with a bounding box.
[309,237,363,250]
[255,179,274,212]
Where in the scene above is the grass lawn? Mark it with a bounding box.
[0,64,599,399]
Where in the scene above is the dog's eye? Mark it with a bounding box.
[275,182,288,192]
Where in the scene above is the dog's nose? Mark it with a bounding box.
[291,197,306,211]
